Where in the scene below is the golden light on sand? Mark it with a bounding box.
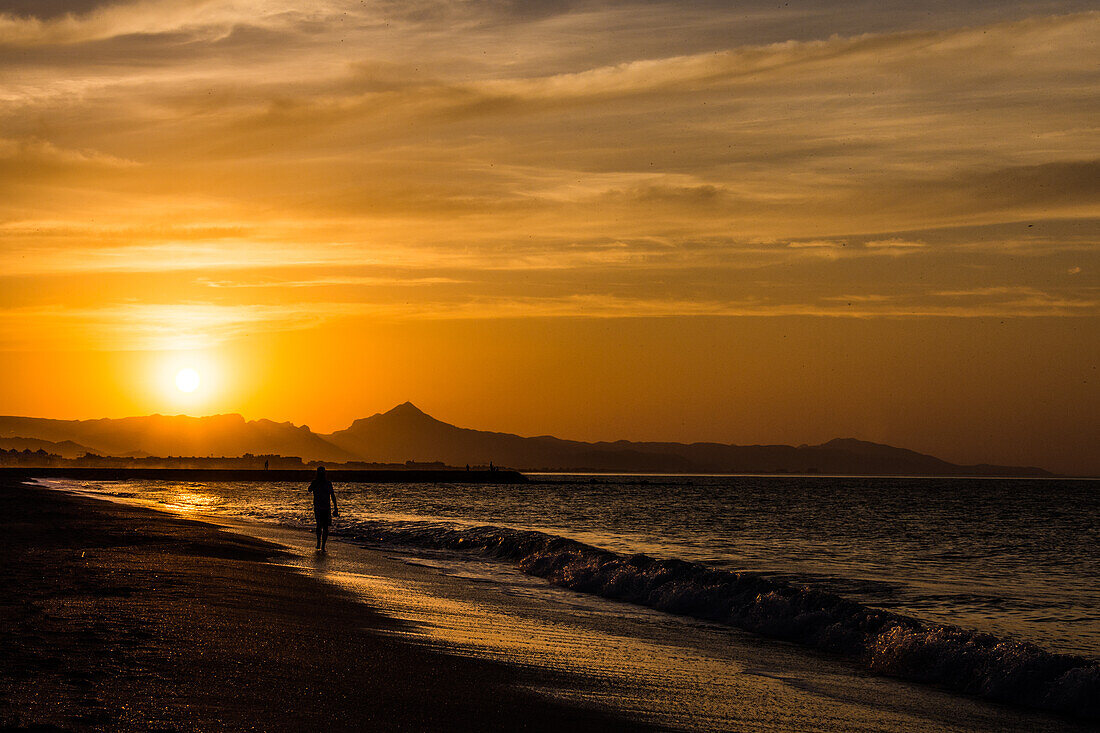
[175,368,201,394]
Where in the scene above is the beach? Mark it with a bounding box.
[0,478,640,731]
[4,476,1095,732]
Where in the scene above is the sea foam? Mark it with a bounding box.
[339,518,1099,721]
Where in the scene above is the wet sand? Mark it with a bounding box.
[0,479,643,731]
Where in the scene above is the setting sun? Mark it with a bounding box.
[149,352,227,412]
[175,368,201,394]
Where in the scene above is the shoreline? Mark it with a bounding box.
[0,478,642,731]
[0,466,528,484]
[8,477,1095,732]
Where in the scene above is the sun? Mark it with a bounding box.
[175,367,201,393]
[151,353,222,408]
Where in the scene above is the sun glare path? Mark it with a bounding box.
[175,368,201,393]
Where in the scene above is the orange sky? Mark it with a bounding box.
[1,1,1097,473]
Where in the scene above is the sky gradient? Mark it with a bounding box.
[1,1,1097,473]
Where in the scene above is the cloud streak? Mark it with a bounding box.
[0,0,321,46]
[5,282,1096,352]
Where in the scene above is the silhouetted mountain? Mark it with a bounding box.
[322,403,1052,476]
[0,405,1054,476]
[324,403,697,473]
[0,436,96,459]
[0,414,355,463]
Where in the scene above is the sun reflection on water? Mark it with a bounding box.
[159,486,225,515]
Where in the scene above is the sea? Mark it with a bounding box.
[37,474,1099,728]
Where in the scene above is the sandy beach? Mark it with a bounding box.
[0,478,644,731]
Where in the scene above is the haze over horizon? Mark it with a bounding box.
[0,401,1078,476]
[1,1,1098,475]
[0,401,1062,476]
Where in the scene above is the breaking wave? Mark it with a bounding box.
[338,518,1099,721]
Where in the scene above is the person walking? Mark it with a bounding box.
[307,466,338,551]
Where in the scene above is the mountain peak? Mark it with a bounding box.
[336,402,445,434]
[385,402,428,417]
[820,438,888,450]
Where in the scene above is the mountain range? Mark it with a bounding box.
[0,402,1054,476]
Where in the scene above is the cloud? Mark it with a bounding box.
[822,294,895,303]
[6,284,1096,352]
[0,301,331,350]
[775,238,929,260]
[786,240,846,249]
[864,239,925,249]
[857,239,927,256]
[0,0,318,46]
[865,160,1100,225]
[198,275,469,288]
[374,290,1100,320]
[0,237,367,277]
[1,2,126,21]
[0,137,134,166]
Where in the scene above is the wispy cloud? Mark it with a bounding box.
[0,302,328,350]
[0,137,137,167]
[399,291,1100,320]
[198,275,469,288]
[864,239,925,251]
[0,0,320,46]
[6,285,1095,352]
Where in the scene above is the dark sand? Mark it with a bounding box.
[0,479,648,731]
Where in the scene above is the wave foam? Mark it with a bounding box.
[339,519,1098,720]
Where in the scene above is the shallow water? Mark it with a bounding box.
[230,519,1095,733]
[43,474,1099,659]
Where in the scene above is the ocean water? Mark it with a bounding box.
[40,474,1100,720]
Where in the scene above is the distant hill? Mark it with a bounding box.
[0,404,1054,476]
[323,403,1053,476]
[324,403,699,473]
[0,414,355,463]
[0,436,97,459]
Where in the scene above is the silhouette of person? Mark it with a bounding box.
[308,465,338,551]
